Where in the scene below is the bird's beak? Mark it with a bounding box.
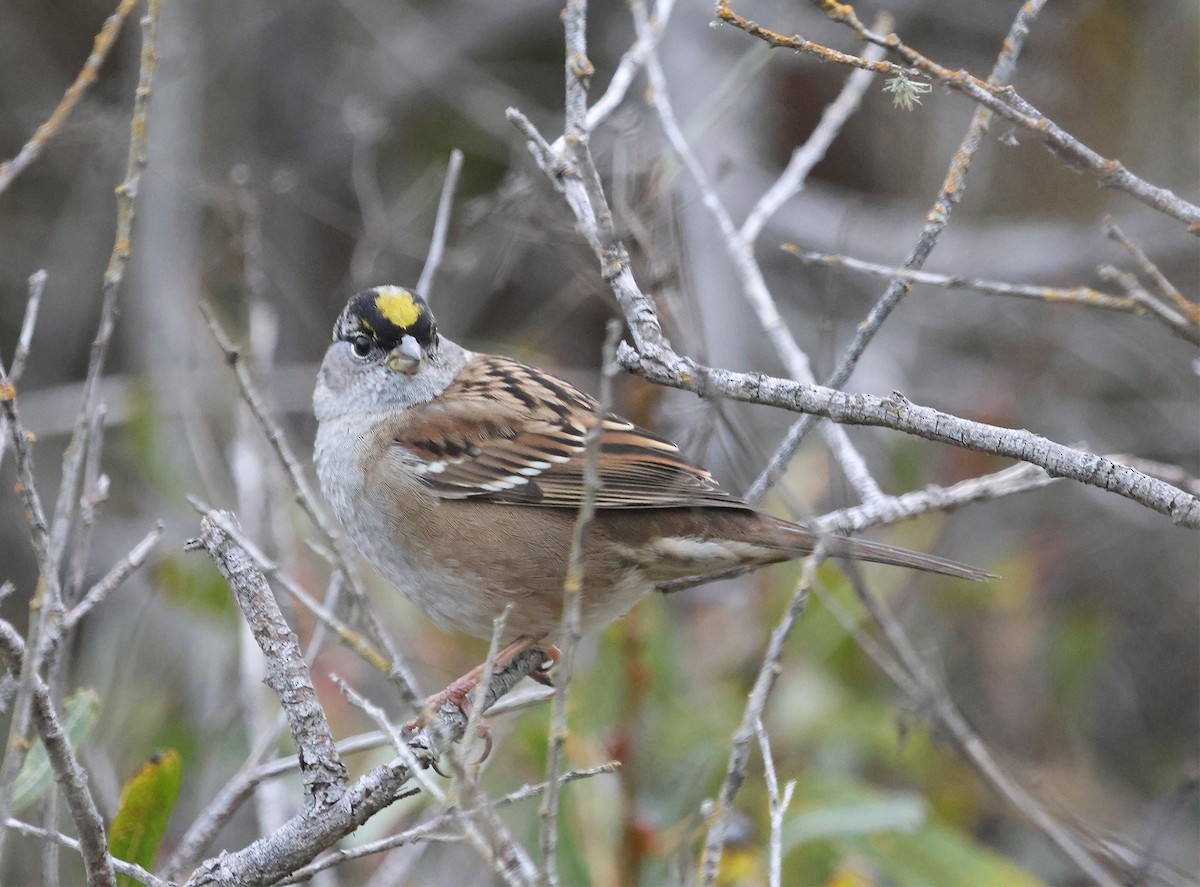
[385,335,424,374]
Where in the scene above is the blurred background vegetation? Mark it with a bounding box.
[0,0,1196,883]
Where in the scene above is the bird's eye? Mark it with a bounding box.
[351,334,372,358]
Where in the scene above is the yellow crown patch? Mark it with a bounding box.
[373,286,422,329]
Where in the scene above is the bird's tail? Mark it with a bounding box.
[763,517,994,581]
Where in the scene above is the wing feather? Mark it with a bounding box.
[392,354,741,509]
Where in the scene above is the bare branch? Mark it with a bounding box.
[64,522,163,630]
[3,819,164,887]
[1105,216,1198,322]
[754,719,795,887]
[186,511,348,808]
[635,0,888,506]
[417,148,465,300]
[621,346,1200,527]
[700,553,822,885]
[717,0,1200,230]
[538,319,621,886]
[816,462,1056,535]
[0,0,141,195]
[784,246,1200,346]
[751,0,1048,500]
[198,303,423,708]
[0,624,115,887]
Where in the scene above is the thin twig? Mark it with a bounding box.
[417,148,464,299]
[463,603,513,767]
[1097,266,1198,346]
[3,819,164,887]
[0,623,116,887]
[784,246,1200,345]
[754,719,795,887]
[277,764,619,885]
[0,270,45,474]
[10,270,44,382]
[64,522,163,629]
[0,0,141,195]
[716,0,1200,230]
[843,566,1120,885]
[699,552,823,885]
[635,0,887,506]
[1104,216,1198,322]
[815,461,1055,535]
[750,0,1049,500]
[538,319,621,886]
[197,303,423,707]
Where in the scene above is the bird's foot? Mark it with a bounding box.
[408,636,557,763]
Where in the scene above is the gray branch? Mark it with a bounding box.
[621,346,1200,527]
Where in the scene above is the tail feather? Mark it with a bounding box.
[766,519,994,582]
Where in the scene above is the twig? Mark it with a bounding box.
[0,270,45,474]
[1105,217,1198,322]
[185,498,391,673]
[64,522,163,629]
[0,363,57,863]
[816,461,1055,535]
[277,764,619,885]
[716,0,1200,231]
[9,270,44,382]
[784,246,1200,346]
[417,148,464,299]
[635,0,887,506]
[186,511,348,809]
[750,0,1048,500]
[0,623,115,887]
[0,0,141,195]
[843,566,1120,885]
[754,719,795,887]
[463,604,512,768]
[538,318,621,886]
[1097,266,1198,346]
[3,819,164,887]
[197,303,423,708]
[64,404,110,609]
[620,346,1200,527]
[699,552,823,885]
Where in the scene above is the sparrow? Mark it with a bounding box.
[313,286,988,712]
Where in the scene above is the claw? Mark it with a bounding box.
[527,643,561,686]
[405,635,556,767]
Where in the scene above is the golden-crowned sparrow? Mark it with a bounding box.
[313,286,987,674]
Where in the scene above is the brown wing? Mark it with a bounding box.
[394,354,742,509]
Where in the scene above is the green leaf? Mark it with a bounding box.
[785,794,928,847]
[108,748,183,885]
[13,688,100,812]
[849,820,1048,887]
